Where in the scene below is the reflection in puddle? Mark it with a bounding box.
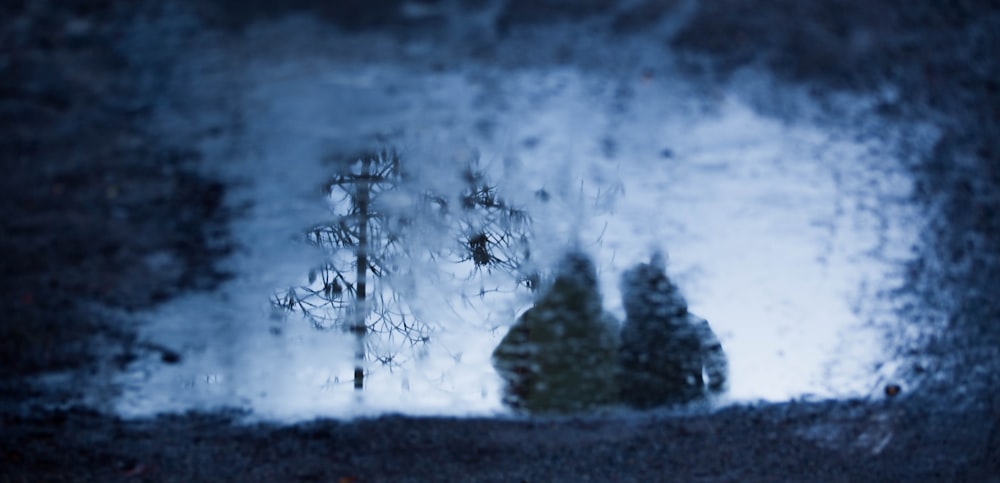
[112,20,922,421]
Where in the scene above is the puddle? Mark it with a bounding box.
[110,13,925,421]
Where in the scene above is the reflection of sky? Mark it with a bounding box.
[112,15,923,421]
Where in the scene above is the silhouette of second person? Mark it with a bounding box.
[618,254,728,409]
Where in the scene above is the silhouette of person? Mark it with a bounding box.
[618,253,727,409]
[492,251,619,413]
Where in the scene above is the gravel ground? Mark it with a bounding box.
[2,1,999,481]
[1,400,995,482]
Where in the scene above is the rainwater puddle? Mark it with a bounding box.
[111,15,926,421]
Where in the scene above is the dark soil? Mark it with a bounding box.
[0,0,233,404]
[1,400,996,482]
[2,1,999,481]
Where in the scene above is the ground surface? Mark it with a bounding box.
[2,1,999,481]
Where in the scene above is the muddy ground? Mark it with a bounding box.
[2,1,999,481]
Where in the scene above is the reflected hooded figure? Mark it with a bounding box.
[618,254,728,408]
[492,251,620,413]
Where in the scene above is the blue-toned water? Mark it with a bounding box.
[109,10,931,421]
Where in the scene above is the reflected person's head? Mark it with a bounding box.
[621,259,687,320]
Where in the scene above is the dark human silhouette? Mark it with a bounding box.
[618,254,728,409]
[492,251,619,413]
